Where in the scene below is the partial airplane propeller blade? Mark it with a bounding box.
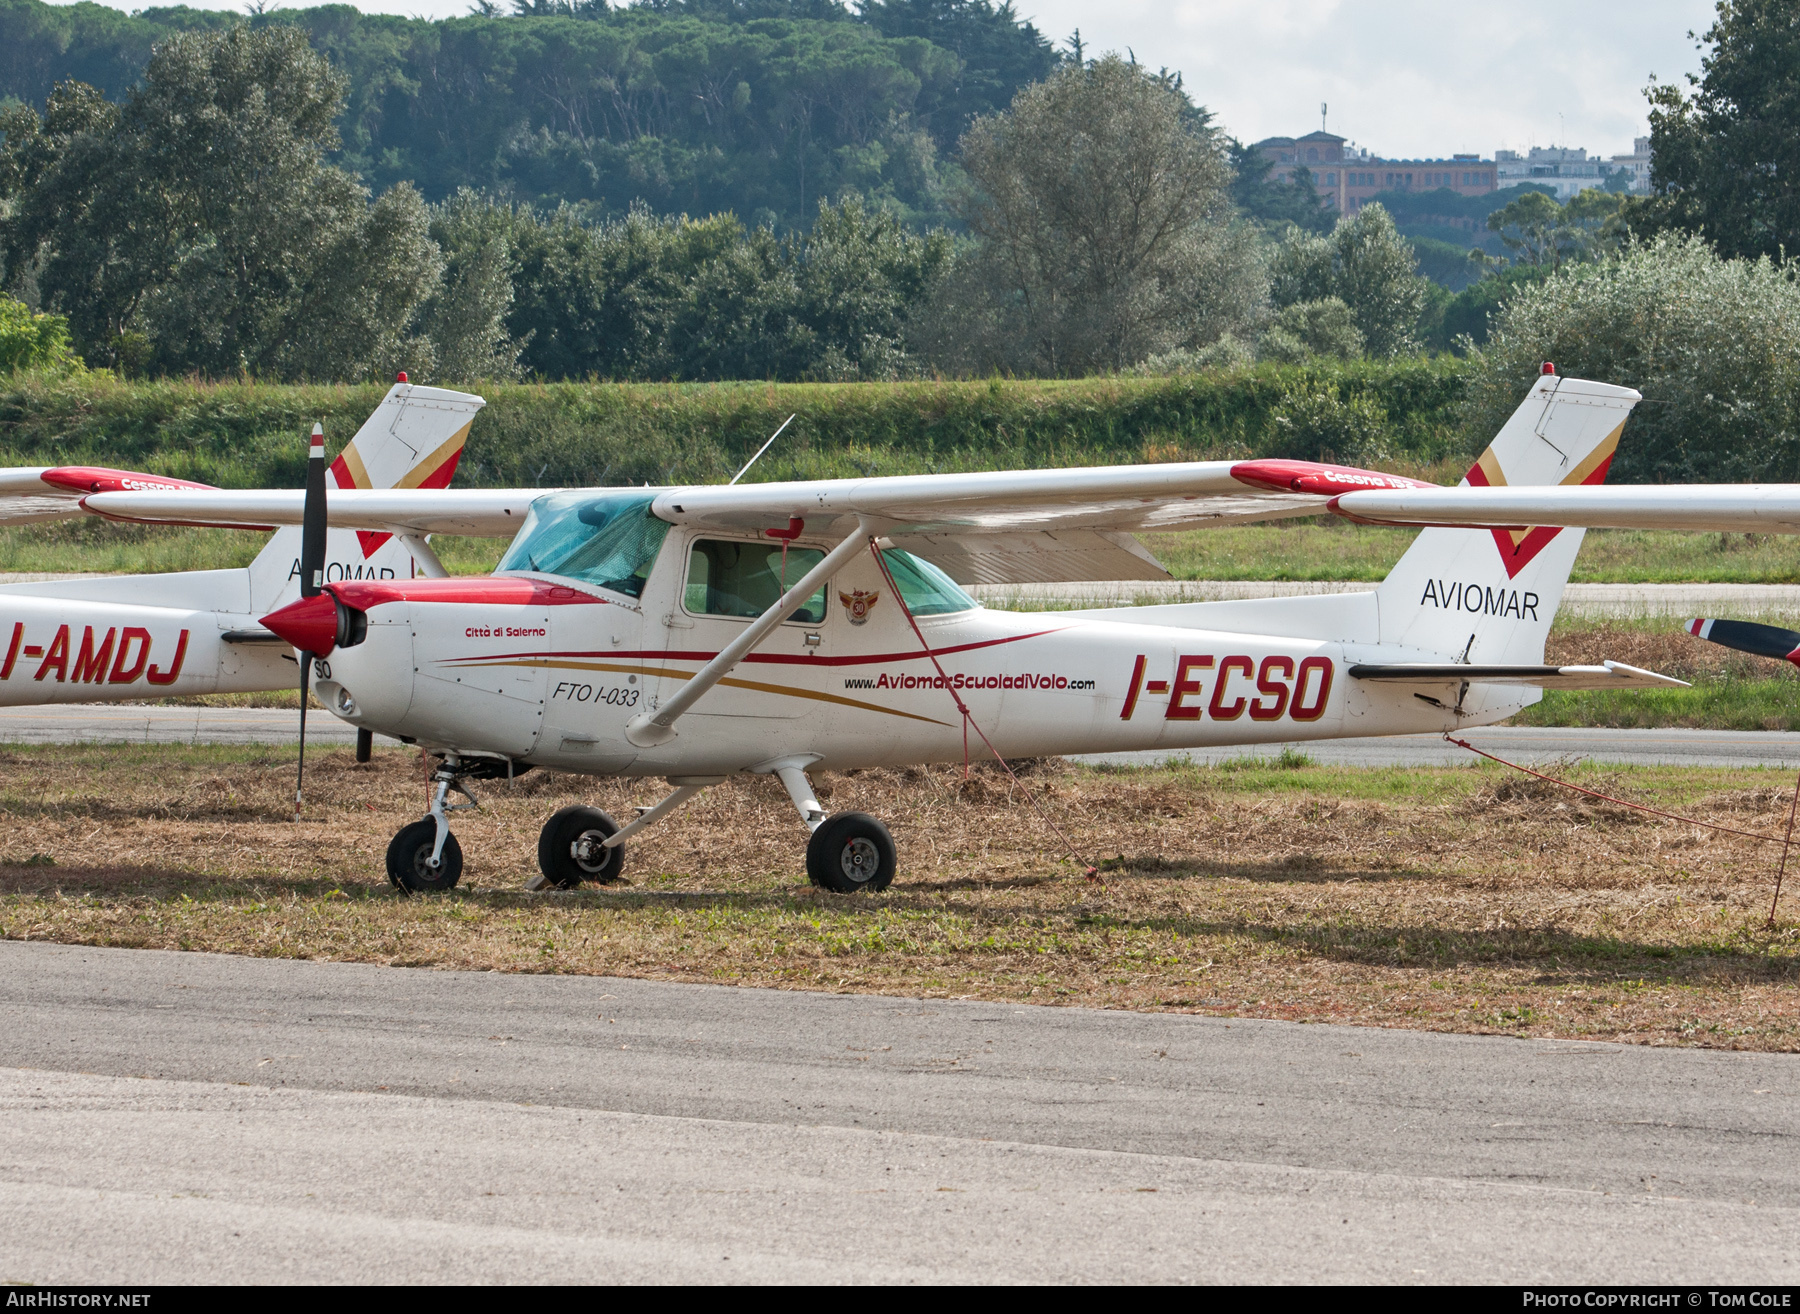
[295,421,327,820]
[1685,617,1800,666]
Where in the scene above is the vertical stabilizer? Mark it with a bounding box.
[1374,373,1639,663]
[247,383,484,612]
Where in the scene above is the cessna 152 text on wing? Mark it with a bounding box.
[12,365,1775,896]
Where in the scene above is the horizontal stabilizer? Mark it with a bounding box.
[1348,660,1688,690]
[1686,617,1800,665]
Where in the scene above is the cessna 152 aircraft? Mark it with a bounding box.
[0,378,485,765]
[8,365,1790,897]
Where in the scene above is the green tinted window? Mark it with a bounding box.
[880,549,977,616]
[497,492,671,597]
[686,539,827,624]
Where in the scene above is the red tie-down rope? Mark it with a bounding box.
[869,540,1101,882]
[1443,734,1800,927]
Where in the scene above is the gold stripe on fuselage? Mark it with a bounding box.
[447,657,955,727]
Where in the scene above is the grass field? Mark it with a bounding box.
[1141,524,1800,584]
[11,520,1800,584]
[2,743,1797,1050]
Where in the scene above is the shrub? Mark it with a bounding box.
[0,298,81,374]
[1466,233,1800,482]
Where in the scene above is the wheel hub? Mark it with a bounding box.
[571,830,611,873]
[839,836,879,883]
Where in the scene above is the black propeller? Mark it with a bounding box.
[1685,617,1800,666]
[295,420,327,820]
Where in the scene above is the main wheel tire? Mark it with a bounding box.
[537,805,626,889]
[806,811,896,893]
[386,817,463,893]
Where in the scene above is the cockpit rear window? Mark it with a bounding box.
[496,492,671,598]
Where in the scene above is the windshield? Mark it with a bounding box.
[496,491,671,598]
[881,549,978,616]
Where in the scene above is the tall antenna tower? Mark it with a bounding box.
[1322,102,1328,133]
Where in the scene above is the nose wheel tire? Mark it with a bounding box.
[806,811,896,893]
[538,806,626,888]
[386,817,464,893]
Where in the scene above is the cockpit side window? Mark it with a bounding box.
[685,539,828,623]
[496,492,671,598]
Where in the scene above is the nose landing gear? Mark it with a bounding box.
[386,753,482,893]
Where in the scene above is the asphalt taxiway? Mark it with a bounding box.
[0,941,1795,1283]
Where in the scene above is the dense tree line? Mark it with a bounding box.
[0,0,1056,230]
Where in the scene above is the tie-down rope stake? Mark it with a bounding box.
[1443,733,1800,928]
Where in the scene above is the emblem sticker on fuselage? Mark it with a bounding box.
[839,589,880,625]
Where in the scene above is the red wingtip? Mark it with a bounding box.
[261,593,338,656]
[40,466,217,496]
[1230,459,1437,497]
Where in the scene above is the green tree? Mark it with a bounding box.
[949,54,1258,374]
[1227,139,1332,235]
[1486,190,1573,268]
[1484,188,1626,271]
[482,193,949,380]
[1466,232,1800,483]
[1257,296,1363,363]
[0,295,80,372]
[0,26,441,379]
[1270,203,1428,357]
[423,189,527,383]
[1644,0,1800,260]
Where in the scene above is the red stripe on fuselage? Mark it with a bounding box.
[433,628,1067,670]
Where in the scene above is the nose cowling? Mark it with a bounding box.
[261,593,340,655]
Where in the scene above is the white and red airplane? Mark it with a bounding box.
[6,366,1776,896]
[0,379,484,759]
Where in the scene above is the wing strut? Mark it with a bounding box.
[623,518,872,748]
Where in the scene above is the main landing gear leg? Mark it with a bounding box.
[754,755,897,895]
[527,776,726,891]
[386,753,479,894]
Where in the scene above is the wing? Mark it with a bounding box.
[0,466,218,525]
[652,458,1434,536]
[1331,484,1800,533]
[51,457,1433,590]
[888,529,1171,585]
[76,487,539,536]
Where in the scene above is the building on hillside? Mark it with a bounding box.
[1493,146,1628,200]
[1608,137,1654,195]
[1252,132,1497,215]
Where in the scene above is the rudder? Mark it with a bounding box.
[1374,373,1640,663]
[247,382,485,612]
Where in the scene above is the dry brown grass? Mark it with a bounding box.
[1,743,1797,1050]
[1545,622,1800,683]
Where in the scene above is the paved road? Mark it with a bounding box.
[4,702,1799,769]
[0,942,1795,1284]
[0,702,363,746]
[1077,726,1800,770]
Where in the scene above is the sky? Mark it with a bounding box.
[65,0,1718,161]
